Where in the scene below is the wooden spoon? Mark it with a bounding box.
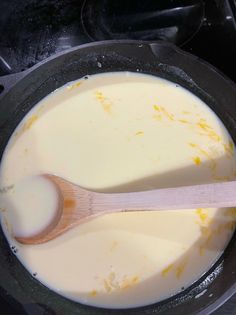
[16,174,236,245]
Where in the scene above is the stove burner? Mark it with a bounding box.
[0,0,236,82]
[81,0,204,45]
[0,0,89,75]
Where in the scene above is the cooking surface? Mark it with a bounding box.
[0,0,236,314]
[0,0,236,81]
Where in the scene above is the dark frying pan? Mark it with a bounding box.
[0,40,236,315]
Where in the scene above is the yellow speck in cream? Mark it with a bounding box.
[160,106,174,121]
[95,90,105,101]
[95,90,112,113]
[196,208,208,224]
[192,156,201,165]
[175,261,187,279]
[188,143,216,171]
[67,82,82,90]
[178,119,189,124]
[121,276,139,290]
[153,105,161,112]
[196,118,221,142]
[89,290,98,297]
[161,263,174,276]
[189,142,197,148]
[102,102,112,113]
[23,115,38,131]
[135,131,144,136]
[182,110,191,115]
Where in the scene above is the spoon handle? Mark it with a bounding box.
[93,181,236,212]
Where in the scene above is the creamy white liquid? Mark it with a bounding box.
[0,176,58,238]
[0,72,236,308]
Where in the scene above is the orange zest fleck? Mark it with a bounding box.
[153,104,161,112]
[23,115,38,131]
[95,90,105,101]
[178,119,189,124]
[196,118,221,142]
[188,143,216,171]
[189,142,197,148]
[67,81,82,90]
[196,208,208,224]
[175,262,187,279]
[89,290,98,297]
[160,106,174,121]
[192,156,201,165]
[95,90,112,113]
[161,263,174,276]
[135,131,144,136]
[121,276,139,290]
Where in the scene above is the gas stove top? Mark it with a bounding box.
[0,0,236,81]
[0,1,236,314]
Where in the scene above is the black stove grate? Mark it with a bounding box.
[0,0,236,81]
